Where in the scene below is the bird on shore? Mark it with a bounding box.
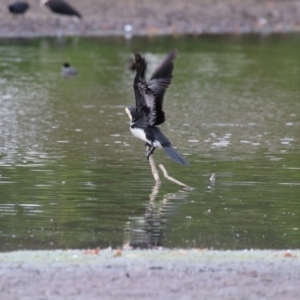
[41,0,82,19]
[8,2,30,15]
[125,50,189,166]
[61,62,78,78]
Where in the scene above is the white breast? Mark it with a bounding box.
[130,127,163,149]
[130,127,149,143]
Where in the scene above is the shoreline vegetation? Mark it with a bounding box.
[1,0,300,37]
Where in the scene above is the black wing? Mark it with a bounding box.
[147,49,177,125]
[133,53,148,115]
[133,50,177,126]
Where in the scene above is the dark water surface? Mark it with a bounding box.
[0,35,299,251]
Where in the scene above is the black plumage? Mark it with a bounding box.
[42,0,82,18]
[8,2,30,15]
[125,50,189,166]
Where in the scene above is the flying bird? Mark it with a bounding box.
[8,2,30,15]
[41,0,82,18]
[125,50,189,166]
[61,62,78,78]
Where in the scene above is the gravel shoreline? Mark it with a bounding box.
[1,249,300,299]
[1,0,300,37]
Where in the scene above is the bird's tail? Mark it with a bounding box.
[163,146,189,166]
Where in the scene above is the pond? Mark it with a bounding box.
[0,34,299,251]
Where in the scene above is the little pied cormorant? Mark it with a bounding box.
[125,50,189,166]
[61,62,78,78]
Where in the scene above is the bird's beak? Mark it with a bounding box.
[125,107,132,121]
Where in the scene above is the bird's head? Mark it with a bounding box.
[63,62,70,68]
[125,107,136,123]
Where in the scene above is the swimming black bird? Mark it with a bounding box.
[8,2,30,15]
[61,62,78,78]
[125,50,189,166]
[41,0,82,18]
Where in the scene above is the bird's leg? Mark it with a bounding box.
[145,143,156,160]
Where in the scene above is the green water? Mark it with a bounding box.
[0,35,299,251]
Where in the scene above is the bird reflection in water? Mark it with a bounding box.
[124,183,191,249]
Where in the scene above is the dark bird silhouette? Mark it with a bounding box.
[41,0,82,18]
[125,50,189,166]
[8,2,30,15]
[61,62,78,78]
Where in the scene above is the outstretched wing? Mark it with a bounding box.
[133,50,177,126]
[133,53,148,115]
[146,49,177,125]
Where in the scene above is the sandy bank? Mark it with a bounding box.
[1,0,300,37]
[1,249,300,299]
